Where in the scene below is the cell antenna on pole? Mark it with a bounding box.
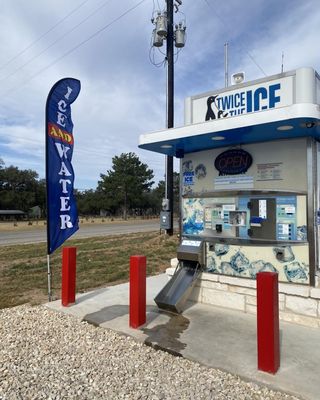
[281,51,284,74]
[224,42,229,88]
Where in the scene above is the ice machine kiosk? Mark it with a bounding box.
[139,67,320,311]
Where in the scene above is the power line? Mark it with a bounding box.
[2,0,147,97]
[0,0,91,72]
[0,0,114,84]
[203,0,267,77]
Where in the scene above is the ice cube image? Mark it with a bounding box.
[183,209,204,234]
[183,199,205,234]
[182,186,193,195]
[284,262,308,283]
[206,257,218,273]
[297,225,307,241]
[221,262,236,275]
[182,160,193,172]
[214,244,229,256]
[230,251,250,274]
[183,217,204,234]
[195,163,207,179]
[273,246,295,263]
[185,198,196,207]
[249,260,277,278]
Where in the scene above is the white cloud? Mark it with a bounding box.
[1,0,320,189]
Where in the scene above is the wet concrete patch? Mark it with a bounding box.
[142,311,190,357]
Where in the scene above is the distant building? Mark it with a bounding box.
[28,206,42,219]
[0,210,26,221]
[99,209,111,217]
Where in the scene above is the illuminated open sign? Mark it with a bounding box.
[215,149,252,176]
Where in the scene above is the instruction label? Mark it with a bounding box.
[257,162,283,181]
[214,176,254,189]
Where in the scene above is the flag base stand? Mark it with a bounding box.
[47,254,52,302]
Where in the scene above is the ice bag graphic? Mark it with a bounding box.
[297,225,307,241]
[214,244,230,256]
[206,256,217,273]
[221,262,235,275]
[284,262,308,283]
[249,260,277,278]
[273,246,295,263]
[230,251,250,274]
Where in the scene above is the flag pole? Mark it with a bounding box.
[47,254,52,302]
[45,82,56,303]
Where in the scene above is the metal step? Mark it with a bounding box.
[154,264,201,314]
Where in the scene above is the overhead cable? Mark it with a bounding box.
[2,0,147,97]
[203,0,267,77]
[0,0,91,72]
[0,0,114,84]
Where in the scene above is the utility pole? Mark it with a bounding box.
[150,0,186,236]
[166,0,174,236]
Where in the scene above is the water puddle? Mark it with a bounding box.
[142,311,190,356]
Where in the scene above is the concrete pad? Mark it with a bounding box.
[47,274,320,400]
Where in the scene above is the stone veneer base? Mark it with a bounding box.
[167,259,320,329]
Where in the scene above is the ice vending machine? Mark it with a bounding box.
[139,67,320,311]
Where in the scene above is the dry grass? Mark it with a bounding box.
[0,231,179,309]
[0,217,158,231]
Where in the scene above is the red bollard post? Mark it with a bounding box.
[257,272,280,374]
[129,255,146,329]
[61,247,77,307]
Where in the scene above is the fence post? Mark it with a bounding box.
[129,255,146,328]
[257,271,280,374]
[61,247,77,307]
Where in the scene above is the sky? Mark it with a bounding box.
[0,0,320,190]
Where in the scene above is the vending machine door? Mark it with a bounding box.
[249,198,277,240]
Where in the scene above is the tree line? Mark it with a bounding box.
[0,153,179,218]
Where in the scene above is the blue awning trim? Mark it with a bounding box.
[139,117,320,157]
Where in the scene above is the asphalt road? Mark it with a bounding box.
[0,220,162,246]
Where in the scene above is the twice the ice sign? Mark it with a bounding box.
[206,81,283,120]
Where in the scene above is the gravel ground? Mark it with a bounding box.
[0,305,301,400]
